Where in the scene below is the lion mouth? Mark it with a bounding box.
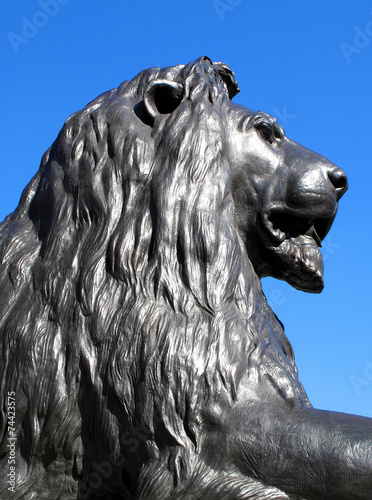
[260,210,337,293]
[263,211,336,247]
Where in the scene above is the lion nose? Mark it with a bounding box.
[328,166,348,201]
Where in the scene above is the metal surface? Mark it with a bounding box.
[0,57,370,499]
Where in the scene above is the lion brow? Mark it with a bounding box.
[253,112,277,126]
[253,113,285,137]
[238,113,283,136]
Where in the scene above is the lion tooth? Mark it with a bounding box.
[305,225,322,247]
[263,215,286,243]
[271,228,286,243]
[312,228,322,247]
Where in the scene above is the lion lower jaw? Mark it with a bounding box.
[270,234,324,293]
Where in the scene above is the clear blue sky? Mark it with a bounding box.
[1,1,371,418]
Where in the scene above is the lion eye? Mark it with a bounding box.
[256,122,274,144]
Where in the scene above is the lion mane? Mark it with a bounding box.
[0,57,308,499]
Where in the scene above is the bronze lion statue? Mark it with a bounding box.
[0,56,371,499]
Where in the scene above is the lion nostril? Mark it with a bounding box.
[328,167,348,200]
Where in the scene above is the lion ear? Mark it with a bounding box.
[143,79,184,121]
[213,62,240,99]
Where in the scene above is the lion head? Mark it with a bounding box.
[0,57,347,499]
[226,104,347,293]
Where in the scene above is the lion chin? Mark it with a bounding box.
[261,211,333,293]
[270,234,324,292]
[260,209,339,293]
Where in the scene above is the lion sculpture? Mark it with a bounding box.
[0,57,371,500]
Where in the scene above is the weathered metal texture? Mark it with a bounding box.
[0,57,370,500]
